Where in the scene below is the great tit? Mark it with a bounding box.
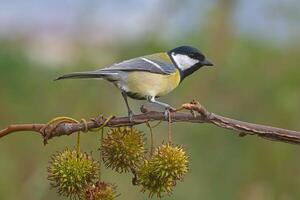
[56,45,213,120]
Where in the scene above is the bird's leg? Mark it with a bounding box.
[147,96,174,142]
[147,96,175,120]
[121,91,133,121]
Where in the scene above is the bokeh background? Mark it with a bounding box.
[0,0,300,199]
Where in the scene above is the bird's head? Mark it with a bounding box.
[168,45,213,81]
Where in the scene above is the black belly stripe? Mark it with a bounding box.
[125,91,147,100]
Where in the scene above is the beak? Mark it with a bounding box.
[202,59,214,66]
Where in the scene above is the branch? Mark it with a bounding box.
[1,101,300,145]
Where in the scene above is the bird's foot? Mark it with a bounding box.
[128,110,134,122]
[164,106,175,121]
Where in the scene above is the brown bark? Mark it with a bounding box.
[1,101,300,145]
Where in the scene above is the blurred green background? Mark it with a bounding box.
[0,0,300,199]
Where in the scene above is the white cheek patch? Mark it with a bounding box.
[171,53,199,71]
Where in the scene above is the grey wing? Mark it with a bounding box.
[97,57,175,75]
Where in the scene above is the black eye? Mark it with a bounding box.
[195,53,204,61]
[199,54,205,61]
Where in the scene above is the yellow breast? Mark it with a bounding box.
[125,69,181,98]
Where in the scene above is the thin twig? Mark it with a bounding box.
[168,111,172,143]
[0,101,299,145]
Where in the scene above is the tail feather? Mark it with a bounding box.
[55,71,114,81]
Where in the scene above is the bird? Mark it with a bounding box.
[55,45,213,121]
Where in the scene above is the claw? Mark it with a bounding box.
[191,110,197,118]
[169,106,176,112]
[164,107,173,121]
[128,110,134,122]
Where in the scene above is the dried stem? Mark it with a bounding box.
[0,101,300,145]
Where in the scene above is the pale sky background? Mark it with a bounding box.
[0,0,299,44]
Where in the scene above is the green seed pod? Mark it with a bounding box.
[151,143,189,181]
[138,144,189,198]
[101,127,146,173]
[84,181,117,200]
[138,160,175,198]
[47,149,100,199]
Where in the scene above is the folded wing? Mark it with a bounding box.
[99,53,176,75]
[55,53,176,80]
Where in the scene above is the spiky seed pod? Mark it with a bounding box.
[84,181,118,200]
[101,127,146,173]
[138,144,189,198]
[47,149,100,199]
[151,143,189,181]
[138,160,176,198]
